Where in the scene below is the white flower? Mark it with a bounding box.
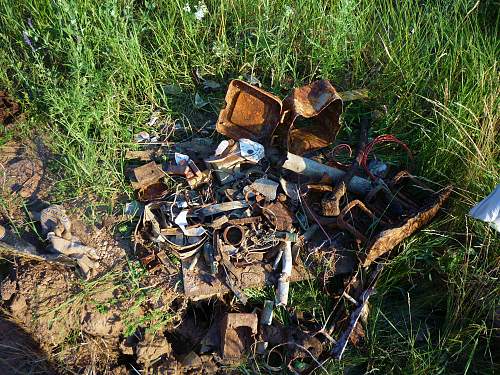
[183,3,191,12]
[194,1,208,21]
[284,5,294,17]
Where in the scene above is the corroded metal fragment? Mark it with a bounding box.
[220,313,258,360]
[362,186,452,266]
[282,79,343,155]
[217,79,343,156]
[216,80,282,143]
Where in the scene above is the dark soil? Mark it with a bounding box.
[0,316,57,374]
[0,90,20,126]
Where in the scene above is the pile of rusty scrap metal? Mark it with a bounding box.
[130,79,452,371]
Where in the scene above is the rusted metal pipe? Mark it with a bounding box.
[223,225,244,247]
[281,153,372,196]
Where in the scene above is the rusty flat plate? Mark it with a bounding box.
[263,201,294,231]
[181,256,311,301]
[216,80,282,144]
[220,313,258,360]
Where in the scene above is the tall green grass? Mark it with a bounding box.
[0,0,498,373]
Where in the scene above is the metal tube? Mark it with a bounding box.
[275,241,292,306]
[223,225,244,247]
[282,152,371,195]
[261,300,274,325]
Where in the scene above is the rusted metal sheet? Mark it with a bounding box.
[220,313,258,360]
[131,161,164,190]
[138,182,169,202]
[216,80,282,143]
[282,80,343,155]
[196,201,249,217]
[124,149,157,161]
[165,163,194,178]
[361,186,452,266]
[227,216,261,225]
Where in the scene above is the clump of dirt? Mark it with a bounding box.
[1,262,80,349]
[0,91,20,126]
[136,332,175,367]
[0,256,194,373]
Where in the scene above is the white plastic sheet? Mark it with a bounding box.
[469,184,500,232]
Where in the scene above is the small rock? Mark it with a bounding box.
[80,306,123,337]
[136,333,172,366]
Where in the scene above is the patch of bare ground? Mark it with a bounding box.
[0,315,56,374]
[0,93,192,373]
[0,90,21,127]
[1,257,192,373]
